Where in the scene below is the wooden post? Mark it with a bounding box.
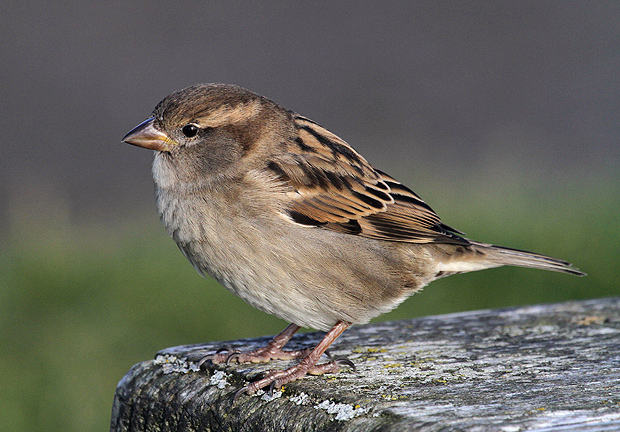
[111,298,620,431]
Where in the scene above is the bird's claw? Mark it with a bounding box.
[197,347,241,368]
[335,357,356,371]
[233,386,250,403]
[225,352,241,364]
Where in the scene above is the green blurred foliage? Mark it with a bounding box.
[1,182,617,432]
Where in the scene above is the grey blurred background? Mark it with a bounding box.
[1,2,618,431]
[1,1,617,224]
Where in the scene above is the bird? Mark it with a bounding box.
[122,83,584,395]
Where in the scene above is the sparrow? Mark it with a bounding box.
[122,83,584,395]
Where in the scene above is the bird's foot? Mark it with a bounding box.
[198,323,306,367]
[201,344,314,366]
[236,357,355,398]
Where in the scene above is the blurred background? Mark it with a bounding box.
[1,1,618,431]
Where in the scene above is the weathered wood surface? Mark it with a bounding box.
[111,298,620,431]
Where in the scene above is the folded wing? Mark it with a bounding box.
[266,115,469,246]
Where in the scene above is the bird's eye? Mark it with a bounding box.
[181,124,199,138]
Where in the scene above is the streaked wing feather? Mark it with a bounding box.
[268,115,468,245]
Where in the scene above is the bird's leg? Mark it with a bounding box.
[237,321,352,396]
[201,323,310,366]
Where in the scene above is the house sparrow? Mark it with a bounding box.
[123,83,584,395]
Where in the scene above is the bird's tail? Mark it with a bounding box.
[432,241,585,277]
[475,242,585,276]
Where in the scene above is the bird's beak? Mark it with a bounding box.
[122,117,176,152]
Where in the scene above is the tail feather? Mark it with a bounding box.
[471,242,586,276]
[432,241,585,278]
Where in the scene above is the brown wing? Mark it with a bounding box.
[266,114,469,245]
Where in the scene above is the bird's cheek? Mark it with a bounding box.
[189,137,243,175]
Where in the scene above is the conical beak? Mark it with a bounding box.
[122,117,176,152]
